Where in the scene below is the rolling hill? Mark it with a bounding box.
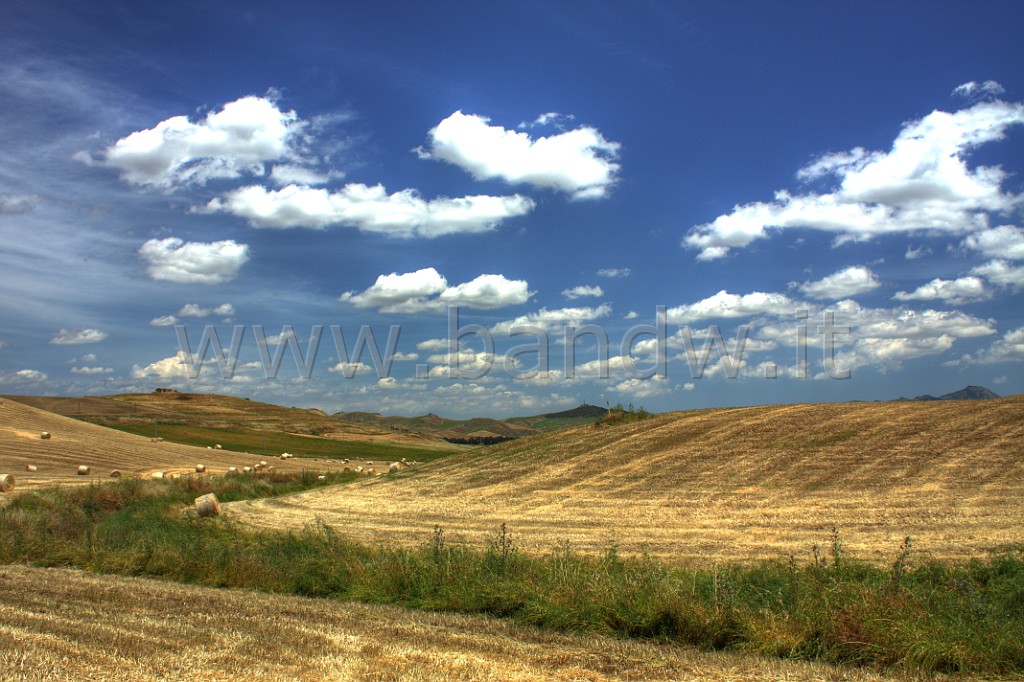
[231,396,1024,562]
[0,398,341,487]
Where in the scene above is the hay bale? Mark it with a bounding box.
[150,471,165,480]
[40,432,51,440]
[0,474,15,492]
[355,466,363,473]
[227,466,238,474]
[243,466,253,474]
[318,475,327,480]
[109,470,122,478]
[77,465,90,476]
[367,468,376,475]
[195,464,207,473]
[195,493,221,518]
[389,462,400,473]
[214,444,222,450]
[343,466,351,472]
[260,460,268,467]
[25,464,38,473]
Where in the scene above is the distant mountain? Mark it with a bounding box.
[333,403,606,443]
[894,385,1000,402]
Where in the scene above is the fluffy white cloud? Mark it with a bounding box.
[177,302,236,318]
[438,274,532,309]
[417,111,621,199]
[684,97,1024,259]
[131,352,191,380]
[1,369,48,383]
[666,290,798,324]
[797,266,880,299]
[202,183,534,237]
[947,326,1024,366]
[150,315,178,327]
[750,299,996,376]
[609,376,670,399]
[102,95,304,188]
[971,259,1024,289]
[71,366,113,375]
[561,285,604,300]
[491,303,613,335]
[961,225,1024,260]
[340,268,531,313]
[139,237,249,285]
[893,276,989,304]
[50,328,108,345]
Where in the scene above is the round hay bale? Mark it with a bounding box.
[25,464,38,473]
[77,465,90,476]
[227,466,238,475]
[243,466,253,474]
[214,444,222,450]
[343,466,351,472]
[195,464,207,473]
[0,474,15,492]
[40,432,51,440]
[317,475,327,480]
[259,460,268,467]
[389,462,400,473]
[150,471,165,480]
[109,470,122,478]
[367,468,375,475]
[355,466,363,473]
[195,493,221,518]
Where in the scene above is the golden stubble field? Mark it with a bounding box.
[230,396,1024,563]
[0,565,908,682]
[0,399,346,487]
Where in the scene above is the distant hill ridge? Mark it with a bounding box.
[894,385,1000,402]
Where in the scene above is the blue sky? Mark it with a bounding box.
[1,1,1022,417]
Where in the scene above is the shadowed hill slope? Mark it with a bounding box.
[231,396,1024,562]
[0,398,333,486]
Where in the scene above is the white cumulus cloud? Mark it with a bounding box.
[684,96,1024,259]
[667,290,799,324]
[101,95,304,188]
[796,266,880,299]
[418,111,621,199]
[71,366,114,375]
[340,268,531,313]
[961,225,1024,260]
[150,315,178,327]
[561,285,604,300]
[202,183,534,237]
[893,276,989,304]
[50,328,108,345]
[971,259,1024,290]
[139,237,249,285]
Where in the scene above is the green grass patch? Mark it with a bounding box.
[1,483,1021,676]
[86,421,453,462]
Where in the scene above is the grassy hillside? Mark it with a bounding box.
[0,398,340,486]
[4,392,460,463]
[232,396,1024,562]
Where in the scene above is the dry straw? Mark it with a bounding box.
[0,474,15,492]
[195,493,221,518]
[77,465,90,476]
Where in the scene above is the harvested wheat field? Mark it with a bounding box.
[231,396,1024,563]
[0,399,334,488]
[0,565,910,682]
